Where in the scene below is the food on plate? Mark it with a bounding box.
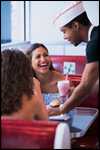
[50,99,60,107]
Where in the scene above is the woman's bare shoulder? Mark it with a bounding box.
[52,70,65,80]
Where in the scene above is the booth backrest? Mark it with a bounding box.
[1,119,71,149]
[68,74,99,108]
[51,55,86,74]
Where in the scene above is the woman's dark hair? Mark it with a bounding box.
[26,43,55,77]
[64,12,91,28]
[1,49,34,115]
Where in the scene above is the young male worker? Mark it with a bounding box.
[47,1,99,115]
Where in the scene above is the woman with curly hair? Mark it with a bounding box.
[1,49,48,120]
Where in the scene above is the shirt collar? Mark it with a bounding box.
[88,25,94,41]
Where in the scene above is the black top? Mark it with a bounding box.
[86,25,99,63]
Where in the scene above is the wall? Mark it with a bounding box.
[30,1,99,56]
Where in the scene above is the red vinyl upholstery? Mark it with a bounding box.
[51,55,86,74]
[1,119,71,149]
[67,74,99,108]
[1,119,59,149]
[68,74,81,86]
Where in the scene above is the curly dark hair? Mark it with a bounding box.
[26,43,55,77]
[1,49,34,115]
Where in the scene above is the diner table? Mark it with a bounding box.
[71,117,99,149]
[49,107,99,149]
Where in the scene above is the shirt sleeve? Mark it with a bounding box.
[86,39,99,63]
[86,26,99,63]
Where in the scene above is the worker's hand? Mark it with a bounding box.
[46,105,61,116]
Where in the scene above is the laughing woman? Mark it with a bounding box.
[26,43,65,105]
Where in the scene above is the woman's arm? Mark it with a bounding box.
[33,78,48,120]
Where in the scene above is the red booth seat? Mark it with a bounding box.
[1,118,71,149]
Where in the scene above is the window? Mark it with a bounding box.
[1,1,25,44]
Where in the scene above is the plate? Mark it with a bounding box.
[49,114,70,121]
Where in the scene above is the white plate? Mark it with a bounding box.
[49,114,70,121]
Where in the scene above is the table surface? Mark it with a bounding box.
[71,117,99,149]
[49,107,99,149]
